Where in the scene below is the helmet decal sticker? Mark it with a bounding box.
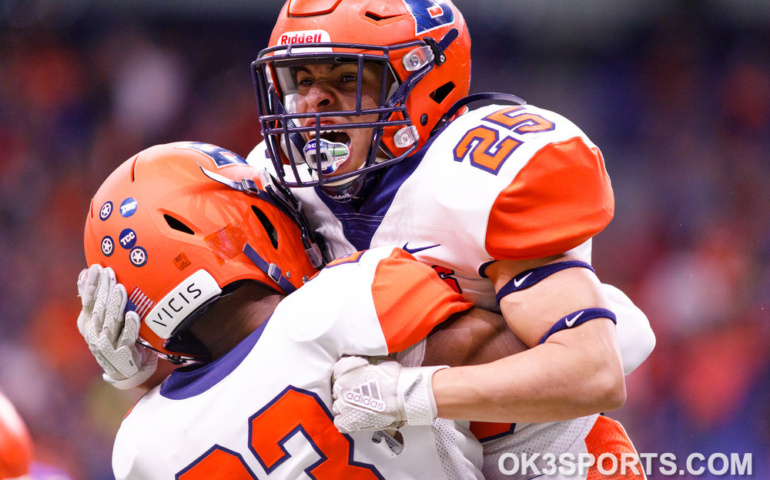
[129,247,148,267]
[128,287,155,320]
[99,201,113,221]
[119,228,138,249]
[143,269,222,339]
[174,142,248,168]
[101,236,114,257]
[402,0,455,34]
[120,198,138,217]
[174,253,192,271]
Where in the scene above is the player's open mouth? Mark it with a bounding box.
[303,129,353,176]
[306,129,351,148]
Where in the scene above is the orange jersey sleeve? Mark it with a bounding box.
[371,249,473,354]
[485,137,614,260]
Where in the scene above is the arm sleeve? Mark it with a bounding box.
[486,137,614,260]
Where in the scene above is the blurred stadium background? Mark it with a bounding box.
[1,1,768,478]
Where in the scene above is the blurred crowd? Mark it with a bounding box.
[0,5,768,479]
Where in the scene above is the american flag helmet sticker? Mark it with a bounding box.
[129,287,154,319]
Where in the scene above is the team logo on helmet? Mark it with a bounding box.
[174,142,248,168]
[99,201,113,221]
[119,228,138,249]
[101,236,114,257]
[120,198,138,217]
[129,247,148,267]
[403,0,455,34]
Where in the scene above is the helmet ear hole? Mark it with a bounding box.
[164,214,194,235]
[252,206,278,249]
[429,81,456,104]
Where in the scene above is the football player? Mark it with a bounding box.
[247,0,651,478]
[82,142,484,479]
[76,0,652,478]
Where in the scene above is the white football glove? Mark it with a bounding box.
[331,356,447,433]
[77,265,158,390]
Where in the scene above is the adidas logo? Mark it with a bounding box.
[344,379,386,412]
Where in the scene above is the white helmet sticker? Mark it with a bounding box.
[144,269,222,339]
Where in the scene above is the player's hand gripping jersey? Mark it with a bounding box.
[248,103,650,479]
[112,247,483,480]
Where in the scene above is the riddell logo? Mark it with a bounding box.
[279,29,331,45]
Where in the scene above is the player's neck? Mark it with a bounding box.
[189,281,285,360]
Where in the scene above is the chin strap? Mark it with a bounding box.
[242,243,298,295]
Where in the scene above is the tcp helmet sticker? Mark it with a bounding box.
[120,198,138,217]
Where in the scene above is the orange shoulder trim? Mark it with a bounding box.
[372,249,473,353]
[486,137,614,260]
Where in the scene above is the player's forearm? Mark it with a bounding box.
[431,319,625,423]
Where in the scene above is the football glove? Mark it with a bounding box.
[331,355,447,433]
[77,265,158,390]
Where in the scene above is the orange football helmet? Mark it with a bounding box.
[252,0,471,197]
[0,392,32,479]
[83,142,322,363]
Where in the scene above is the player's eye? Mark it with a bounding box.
[295,76,314,94]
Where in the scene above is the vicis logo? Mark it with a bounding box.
[278,29,331,46]
[144,270,222,339]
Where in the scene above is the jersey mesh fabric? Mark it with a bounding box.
[482,415,598,480]
[433,418,478,480]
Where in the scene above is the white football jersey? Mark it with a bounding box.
[248,103,650,479]
[112,247,483,480]
[250,104,615,307]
